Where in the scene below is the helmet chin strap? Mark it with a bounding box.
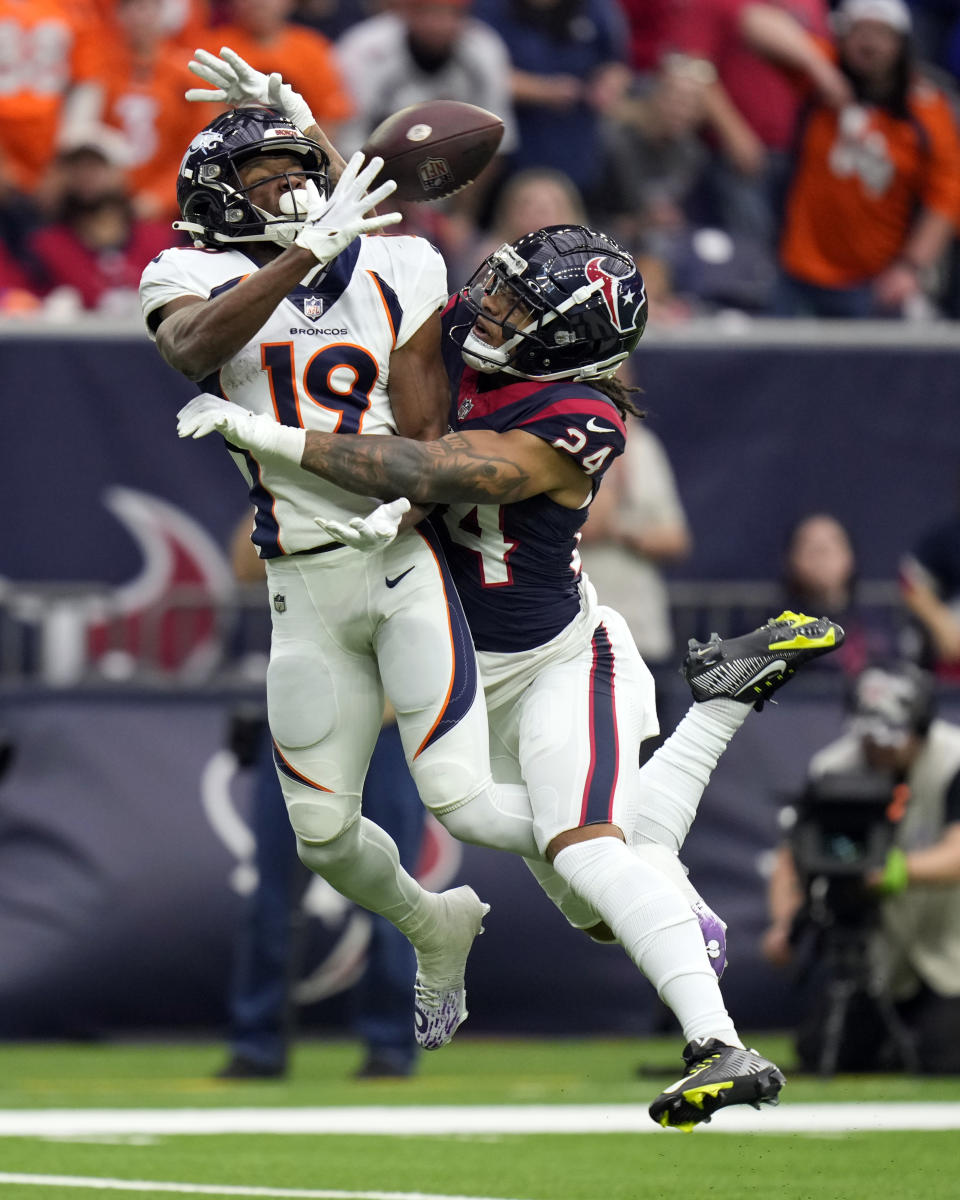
[461,277,607,378]
[170,220,280,246]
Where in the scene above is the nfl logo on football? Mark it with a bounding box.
[418,156,455,194]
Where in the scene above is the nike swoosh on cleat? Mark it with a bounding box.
[586,417,616,434]
[385,567,415,588]
[733,659,786,695]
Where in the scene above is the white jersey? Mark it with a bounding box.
[140,234,447,556]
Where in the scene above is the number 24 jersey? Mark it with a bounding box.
[436,297,627,653]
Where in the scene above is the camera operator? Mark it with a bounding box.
[762,661,960,1073]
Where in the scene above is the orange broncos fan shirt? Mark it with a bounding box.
[97,41,215,220]
[0,0,106,191]
[780,56,960,287]
[209,24,353,127]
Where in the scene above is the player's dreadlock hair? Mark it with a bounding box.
[591,375,645,421]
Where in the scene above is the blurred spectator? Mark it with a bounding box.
[474,0,632,211]
[667,0,850,253]
[0,241,41,317]
[25,146,172,315]
[214,0,354,144]
[445,164,587,284]
[161,0,215,47]
[777,0,960,318]
[900,487,960,679]
[781,512,896,676]
[0,166,42,270]
[578,422,692,669]
[602,54,709,265]
[0,0,107,194]
[61,0,209,221]
[619,0,687,74]
[88,0,214,47]
[334,0,516,156]
[334,0,516,254]
[291,0,372,42]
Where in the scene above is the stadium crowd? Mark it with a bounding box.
[2,0,960,320]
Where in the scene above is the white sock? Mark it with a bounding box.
[629,699,750,853]
[297,816,441,948]
[552,838,742,1046]
[631,841,703,909]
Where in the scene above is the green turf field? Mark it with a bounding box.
[1,1036,958,1200]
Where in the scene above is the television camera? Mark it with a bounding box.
[784,769,917,1074]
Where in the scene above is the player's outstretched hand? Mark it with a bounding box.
[177,394,306,463]
[314,498,412,552]
[186,46,315,132]
[286,151,401,266]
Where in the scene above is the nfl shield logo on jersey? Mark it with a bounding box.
[295,295,325,321]
[458,395,474,421]
[273,592,286,613]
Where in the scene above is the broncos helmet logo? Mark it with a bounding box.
[584,256,643,334]
[188,130,225,152]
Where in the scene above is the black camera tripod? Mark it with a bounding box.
[807,918,919,1077]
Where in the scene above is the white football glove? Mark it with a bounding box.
[177,394,305,463]
[186,46,315,132]
[314,498,412,552]
[265,151,400,264]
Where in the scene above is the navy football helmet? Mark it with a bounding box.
[175,107,330,247]
[456,224,647,381]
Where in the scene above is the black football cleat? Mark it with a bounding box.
[682,610,844,710]
[214,1056,285,1080]
[649,1038,785,1132]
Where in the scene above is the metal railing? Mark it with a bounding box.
[0,578,905,692]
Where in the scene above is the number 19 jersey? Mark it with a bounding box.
[140,234,447,557]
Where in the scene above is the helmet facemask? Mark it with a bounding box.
[460,253,538,374]
[456,229,647,382]
[175,110,330,247]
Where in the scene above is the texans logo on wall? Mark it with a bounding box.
[12,487,235,684]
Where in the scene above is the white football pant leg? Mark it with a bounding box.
[375,526,538,858]
[263,553,440,945]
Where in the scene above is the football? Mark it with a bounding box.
[360,100,505,202]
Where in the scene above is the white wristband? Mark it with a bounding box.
[284,93,316,133]
[259,422,306,464]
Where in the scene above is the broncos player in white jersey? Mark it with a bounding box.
[140,58,564,1052]
[179,197,845,1127]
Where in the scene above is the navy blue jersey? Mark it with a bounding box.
[435,297,627,652]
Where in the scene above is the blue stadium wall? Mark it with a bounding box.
[1,328,957,1039]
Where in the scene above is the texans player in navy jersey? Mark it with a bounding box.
[179,223,845,1128]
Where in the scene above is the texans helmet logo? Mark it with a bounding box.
[584,257,644,334]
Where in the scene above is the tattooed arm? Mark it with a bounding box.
[302,427,591,508]
[176,396,592,508]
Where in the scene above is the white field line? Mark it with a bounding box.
[0,1103,959,1137]
[0,1177,522,1200]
